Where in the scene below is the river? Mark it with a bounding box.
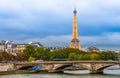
[0,65,120,78]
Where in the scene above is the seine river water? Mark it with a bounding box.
[0,65,120,78]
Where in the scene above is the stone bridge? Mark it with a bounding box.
[14,61,120,74]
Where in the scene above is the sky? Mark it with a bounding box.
[0,0,120,51]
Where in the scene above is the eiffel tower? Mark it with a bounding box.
[70,8,81,49]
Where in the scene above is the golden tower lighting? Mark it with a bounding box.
[70,8,81,49]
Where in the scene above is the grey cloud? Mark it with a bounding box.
[25,32,120,51]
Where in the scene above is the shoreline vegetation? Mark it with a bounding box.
[0,45,119,62]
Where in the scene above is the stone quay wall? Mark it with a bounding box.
[0,63,15,71]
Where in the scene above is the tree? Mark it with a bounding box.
[16,53,26,61]
[98,51,117,60]
[82,54,91,60]
[52,48,81,59]
[0,52,13,61]
[35,47,50,61]
[28,56,35,62]
[68,53,77,61]
[22,45,35,60]
[90,53,99,60]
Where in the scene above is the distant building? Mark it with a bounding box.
[13,42,43,52]
[31,42,43,48]
[6,41,13,52]
[13,44,27,53]
[0,40,43,53]
[0,43,4,52]
[86,46,100,52]
[48,46,66,51]
[0,40,6,52]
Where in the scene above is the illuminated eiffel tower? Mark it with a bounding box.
[70,8,81,49]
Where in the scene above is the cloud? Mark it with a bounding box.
[80,32,120,51]
[0,0,119,23]
[0,0,120,29]
[0,0,120,50]
[23,32,120,51]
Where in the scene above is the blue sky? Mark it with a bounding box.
[0,0,120,51]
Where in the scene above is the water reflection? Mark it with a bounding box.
[64,65,120,75]
[64,70,90,74]
[104,65,120,75]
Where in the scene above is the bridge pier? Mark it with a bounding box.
[90,70,103,74]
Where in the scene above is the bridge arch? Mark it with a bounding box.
[90,63,117,74]
[54,64,89,70]
[73,64,91,70]
[55,64,72,70]
[96,64,118,72]
[16,65,45,70]
[19,66,33,70]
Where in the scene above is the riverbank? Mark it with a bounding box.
[0,70,48,75]
[0,70,34,75]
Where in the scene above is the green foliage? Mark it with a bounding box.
[0,46,118,62]
[22,45,50,61]
[52,48,81,58]
[90,53,99,60]
[28,56,35,62]
[68,53,77,61]
[48,48,118,61]
[22,45,35,60]
[98,51,117,60]
[35,47,50,61]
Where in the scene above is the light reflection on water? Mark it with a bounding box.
[64,65,120,75]
[64,70,90,74]
[103,65,120,75]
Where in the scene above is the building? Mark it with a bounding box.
[0,40,13,52]
[48,46,66,51]
[6,41,13,52]
[13,44,27,53]
[13,42,43,52]
[0,40,5,52]
[0,40,43,53]
[70,8,81,49]
[86,46,100,52]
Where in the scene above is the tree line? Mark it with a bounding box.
[0,45,119,62]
